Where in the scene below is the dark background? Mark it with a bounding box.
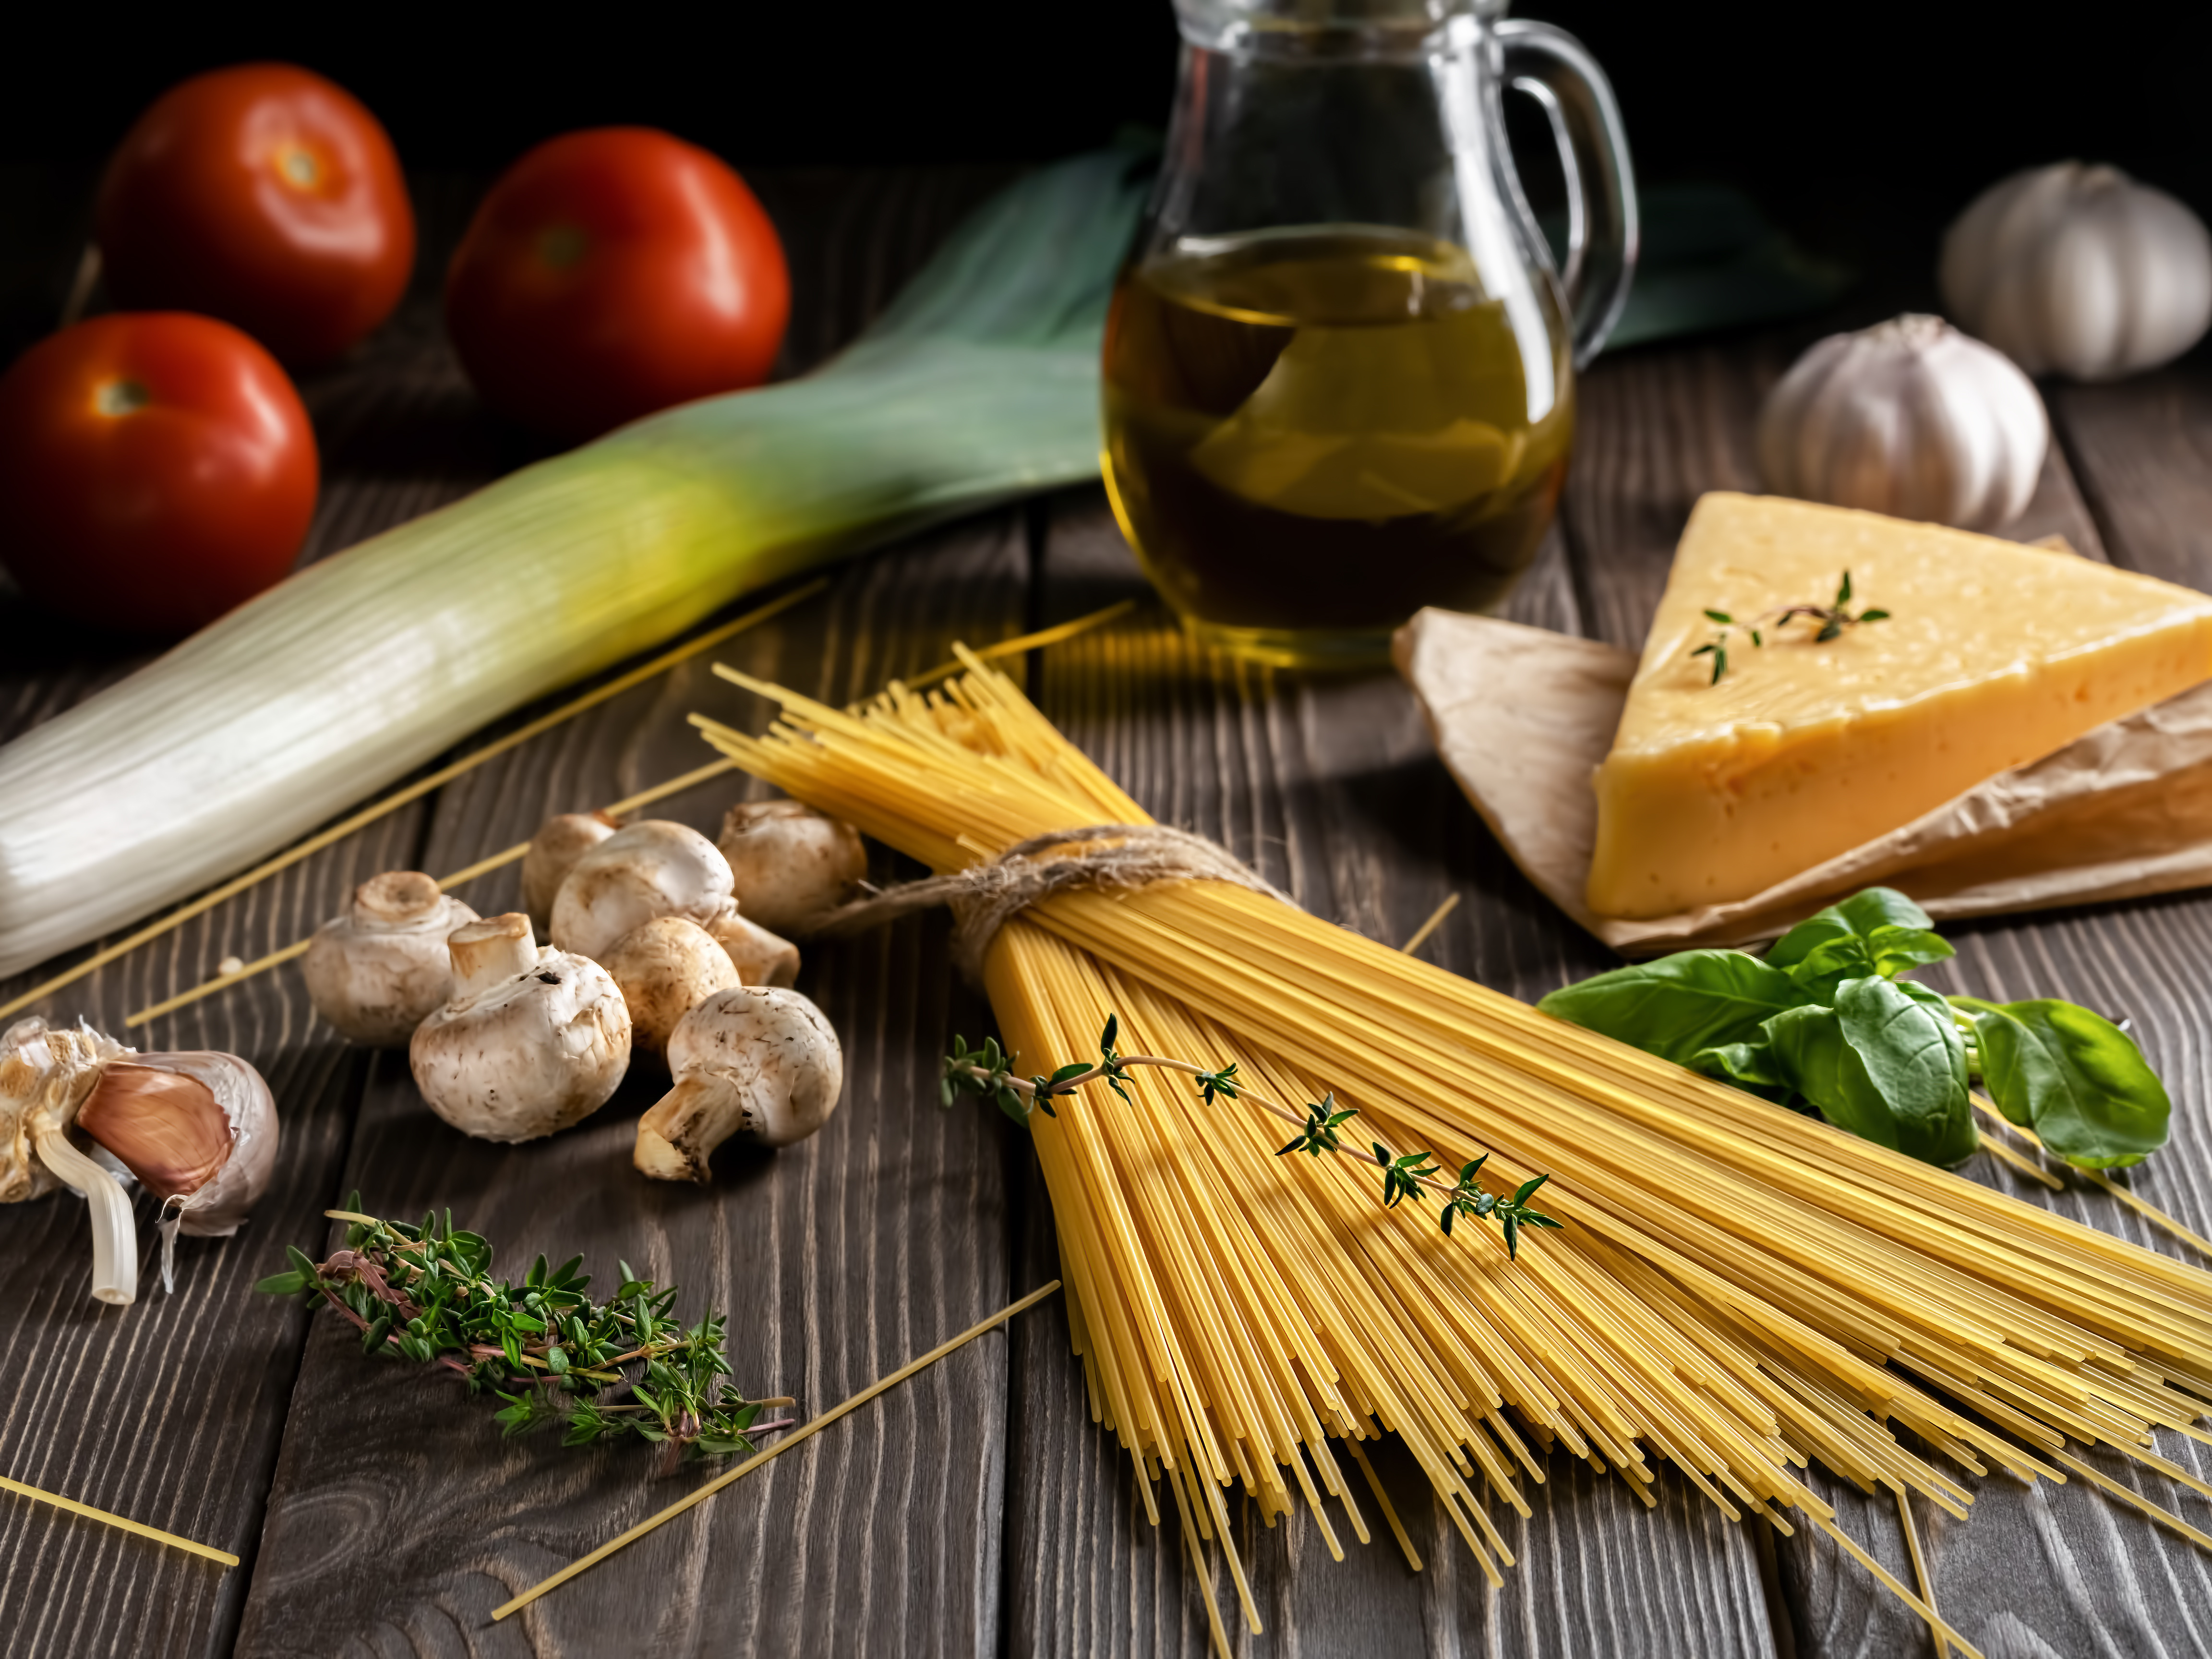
[5,7,2208,206]
[3,3,2209,334]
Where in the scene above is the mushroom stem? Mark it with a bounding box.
[635,1077,736,1183]
[449,914,539,997]
[31,1122,136,1306]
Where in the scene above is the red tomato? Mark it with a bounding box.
[0,313,319,636]
[445,128,790,442]
[96,64,415,366]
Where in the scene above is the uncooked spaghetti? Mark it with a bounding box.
[693,650,2212,1659]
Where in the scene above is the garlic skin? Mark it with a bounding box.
[410,913,632,1142]
[522,811,617,930]
[717,800,867,937]
[1940,162,2212,380]
[1757,315,2049,531]
[120,1051,278,1239]
[0,1018,126,1204]
[635,986,843,1181]
[551,820,736,962]
[601,916,741,1064]
[302,870,480,1046]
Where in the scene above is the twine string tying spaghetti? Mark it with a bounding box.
[810,823,1294,981]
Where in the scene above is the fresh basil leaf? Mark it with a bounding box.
[1761,1005,1896,1145]
[1689,1038,1794,1103]
[1767,887,1936,970]
[1759,980,1974,1165]
[1960,997,2170,1170]
[1832,887,1936,936]
[1839,977,1976,1166]
[1782,935,1877,999]
[1538,950,1810,1066]
[1865,925,1955,977]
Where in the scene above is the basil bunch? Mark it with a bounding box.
[1539,888,2169,1171]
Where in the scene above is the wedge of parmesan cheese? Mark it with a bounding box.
[1587,493,2212,919]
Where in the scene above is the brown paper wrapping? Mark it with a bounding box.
[1395,606,2212,956]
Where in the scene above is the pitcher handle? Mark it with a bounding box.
[1496,18,1639,367]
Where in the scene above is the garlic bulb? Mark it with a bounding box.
[302,870,479,1045]
[0,1017,279,1302]
[1756,314,2048,531]
[1940,162,2212,380]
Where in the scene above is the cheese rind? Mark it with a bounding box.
[1587,493,2212,918]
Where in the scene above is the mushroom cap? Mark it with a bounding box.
[522,812,619,930]
[410,948,632,1142]
[551,820,735,961]
[0,1018,126,1204]
[602,916,741,1064]
[717,800,868,936]
[665,985,843,1150]
[302,872,479,1046]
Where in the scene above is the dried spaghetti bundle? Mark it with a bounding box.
[695,651,2212,1657]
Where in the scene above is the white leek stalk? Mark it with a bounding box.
[0,149,1148,978]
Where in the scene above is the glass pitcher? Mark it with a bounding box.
[1103,0,1637,666]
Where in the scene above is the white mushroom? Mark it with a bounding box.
[717,799,868,936]
[301,870,480,1045]
[1,1017,279,1303]
[551,820,737,960]
[409,913,632,1142]
[552,817,803,985]
[522,811,618,930]
[601,916,741,1064]
[635,986,843,1181]
[705,911,802,989]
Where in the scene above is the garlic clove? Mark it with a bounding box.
[302,870,480,1046]
[75,1064,229,1200]
[635,985,842,1180]
[602,916,741,1064]
[550,820,737,962]
[135,1049,279,1240]
[411,914,633,1143]
[717,799,868,936]
[522,811,619,930]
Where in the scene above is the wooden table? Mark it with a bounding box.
[4,164,2211,1659]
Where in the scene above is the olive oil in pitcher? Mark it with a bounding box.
[1102,226,1575,666]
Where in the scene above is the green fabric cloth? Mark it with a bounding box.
[1547,184,1854,352]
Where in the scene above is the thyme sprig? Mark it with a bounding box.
[258,1201,793,1466]
[1693,571,1891,685]
[942,1017,1562,1257]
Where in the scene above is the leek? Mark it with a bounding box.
[0,148,1149,979]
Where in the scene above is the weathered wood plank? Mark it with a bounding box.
[1005,493,1777,1657]
[2050,363,2212,590]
